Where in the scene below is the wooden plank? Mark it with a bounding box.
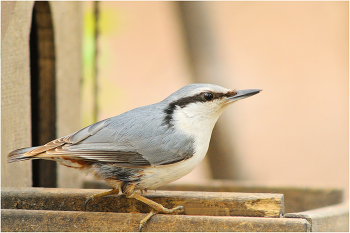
[1,1,34,188]
[1,209,310,232]
[84,180,344,213]
[285,202,349,232]
[1,187,284,218]
[157,180,343,213]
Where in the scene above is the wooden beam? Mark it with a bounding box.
[285,202,349,232]
[84,180,344,214]
[1,209,310,232]
[1,187,284,218]
[159,180,344,213]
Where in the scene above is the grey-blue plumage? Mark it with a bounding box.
[64,102,195,166]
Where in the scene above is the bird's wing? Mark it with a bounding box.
[10,109,195,167]
[22,119,110,158]
[10,118,151,166]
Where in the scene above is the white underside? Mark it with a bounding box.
[136,144,209,190]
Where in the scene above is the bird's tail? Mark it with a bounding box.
[7,146,40,163]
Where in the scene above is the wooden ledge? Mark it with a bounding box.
[2,209,310,232]
[3,186,347,231]
[1,187,284,217]
[285,202,349,232]
[84,180,344,213]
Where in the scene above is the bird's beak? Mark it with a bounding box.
[228,89,262,102]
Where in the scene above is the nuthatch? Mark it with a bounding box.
[8,83,261,231]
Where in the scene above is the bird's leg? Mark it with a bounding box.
[128,191,184,214]
[122,183,184,231]
[138,209,156,232]
[84,188,119,211]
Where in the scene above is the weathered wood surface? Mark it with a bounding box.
[1,209,310,232]
[285,202,349,232]
[158,180,344,213]
[3,185,347,232]
[1,187,284,217]
[84,180,344,213]
[1,1,34,188]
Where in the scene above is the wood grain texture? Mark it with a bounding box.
[1,1,34,188]
[1,187,284,218]
[285,202,349,232]
[1,209,310,232]
[158,180,344,213]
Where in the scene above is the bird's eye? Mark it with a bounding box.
[203,92,214,101]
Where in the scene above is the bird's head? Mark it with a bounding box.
[162,83,261,134]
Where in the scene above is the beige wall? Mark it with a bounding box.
[90,2,348,195]
[209,1,348,193]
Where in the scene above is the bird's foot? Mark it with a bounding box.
[138,206,184,232]
[122,183,184,231]
[84,188,119,211]
[163,205,184,214]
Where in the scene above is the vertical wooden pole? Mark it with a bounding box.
[92,1,100,123]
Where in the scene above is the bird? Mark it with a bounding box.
[7,83,261,231]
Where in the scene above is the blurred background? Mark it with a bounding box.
[81,2,348,196]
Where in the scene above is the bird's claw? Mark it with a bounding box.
[83,196,94,211]
[139,209,156,232]
[171,205,184,214]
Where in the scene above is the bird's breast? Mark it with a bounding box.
[136,139,209,190]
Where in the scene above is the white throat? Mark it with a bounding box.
[172,101,227,158]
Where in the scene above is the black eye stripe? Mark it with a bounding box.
[163,90,237,127]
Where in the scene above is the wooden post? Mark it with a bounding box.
[1,1,34,188]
